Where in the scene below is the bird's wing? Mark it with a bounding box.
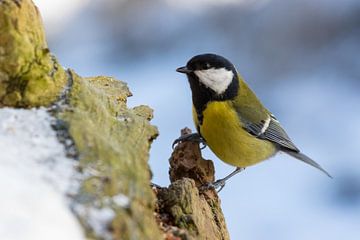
[230,78,331,176]
[244,114,300,152]
[232,78,299,152]
[242,111,333,177]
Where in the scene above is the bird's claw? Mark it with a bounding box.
[172,133,207,149]
[200,167,245,193]
[200,179,226,193]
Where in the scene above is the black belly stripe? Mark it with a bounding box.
[197,112,204,126]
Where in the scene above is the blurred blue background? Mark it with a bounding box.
[34,0,360,239]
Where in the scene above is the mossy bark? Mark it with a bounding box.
[155,128,230,240]
[0,0,231,239]
[58,71,162,239]
[0,0,163,239]
[0,0,67,107]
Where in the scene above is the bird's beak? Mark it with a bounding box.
[176,66,192,74]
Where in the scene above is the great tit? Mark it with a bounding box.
[175,53,331,190]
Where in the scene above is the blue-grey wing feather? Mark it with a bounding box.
[242,114,332,177]
[245,115,300,152]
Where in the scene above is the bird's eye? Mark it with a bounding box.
[199,63,210,70]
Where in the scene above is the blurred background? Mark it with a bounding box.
[33,0,360,239]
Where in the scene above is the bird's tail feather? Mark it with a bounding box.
[284,150,332,178]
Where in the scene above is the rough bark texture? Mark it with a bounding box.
[154,128,230,240]
[0,1,231,239]
[55,70,162,239]
[0,0,67,107]
[0,0,162,239]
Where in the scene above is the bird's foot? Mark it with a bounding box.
[200,167,246,193]
[172,133,207,149]
[201,178,227,192]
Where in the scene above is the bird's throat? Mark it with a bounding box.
[187,73,239,125]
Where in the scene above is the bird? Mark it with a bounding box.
[175,53,331,191]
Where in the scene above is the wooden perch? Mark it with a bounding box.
[154,128,230,240]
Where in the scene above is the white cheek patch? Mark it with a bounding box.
[194,68,234,94]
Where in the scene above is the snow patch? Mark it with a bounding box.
[113,194,130,208]
[74,205,115,240]
[0,108,83,240]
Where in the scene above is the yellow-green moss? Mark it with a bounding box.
[59,71,162,239]
[0,0,67,107]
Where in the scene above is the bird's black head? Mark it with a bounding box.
[179,53,236,72]
[177,53,238,97]
[176,53,239,122]
[176,53,239,101]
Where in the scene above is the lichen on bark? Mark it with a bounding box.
[0,0,67,107]
[56,70,162,239]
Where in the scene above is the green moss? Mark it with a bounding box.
[59,71,162,239]
[0,0,67,107]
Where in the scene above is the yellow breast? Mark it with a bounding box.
[194,101,276,167]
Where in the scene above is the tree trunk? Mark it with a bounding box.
[0,1,230,239]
